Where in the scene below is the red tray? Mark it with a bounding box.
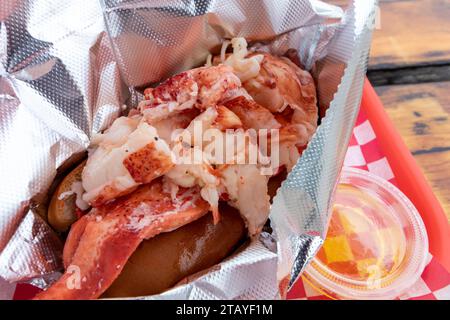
[361,79,450,272]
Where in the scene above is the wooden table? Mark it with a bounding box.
[328,0,450,222]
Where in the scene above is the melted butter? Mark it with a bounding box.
[317,184,407,282]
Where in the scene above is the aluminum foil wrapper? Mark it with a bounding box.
[0,0,377,299]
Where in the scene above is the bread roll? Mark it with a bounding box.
[102,203,246,298]
[48,160,86,232]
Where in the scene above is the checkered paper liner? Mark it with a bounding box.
[287,109,450,300]
[5,109,450,300]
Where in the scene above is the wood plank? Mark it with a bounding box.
[370,0,450,70]
[325,0,450,71]
[375,82,450,222]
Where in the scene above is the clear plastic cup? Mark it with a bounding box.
[303,167,429,300]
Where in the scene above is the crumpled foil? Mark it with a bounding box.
[0,0,377,299]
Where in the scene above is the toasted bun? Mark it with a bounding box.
[48,160,86,232]
[102,202,246,298]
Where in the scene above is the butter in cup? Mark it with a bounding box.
[303,167,428,300]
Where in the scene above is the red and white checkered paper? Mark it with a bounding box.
[5,110,450,300]
[287,109,450,300]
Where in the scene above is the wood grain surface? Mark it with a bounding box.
[326,0,450,85]
[375,82,450,221]
[326,0,450,68]
[370,0,450,70]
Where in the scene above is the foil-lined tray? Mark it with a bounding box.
[0,0,377,299]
